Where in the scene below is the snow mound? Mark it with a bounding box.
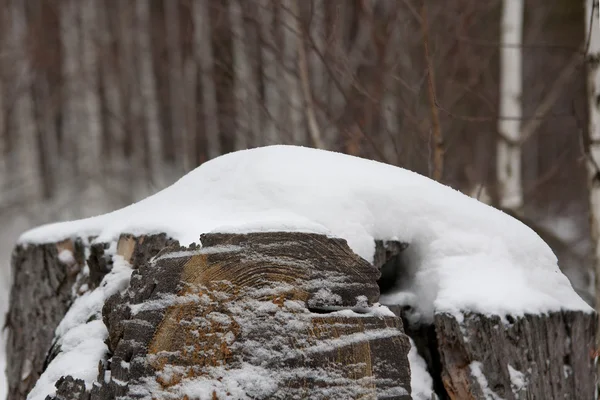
[19,145,591,319]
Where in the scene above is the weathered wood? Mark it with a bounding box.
[6,233,177,400]
[93,232,412,399]
[6,239,84,400]
[435,312,597,400]
[7,230,597,400]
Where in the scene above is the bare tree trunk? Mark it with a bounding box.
[326,2,373,148]
[421,4,443,182]
[259,0,282,145]
[60,0,83,215]
[229,0,250,150]
[96,0,123,180]
[164,0,187,170]
[281,0,305,145]
[80,0,103,209]
[295,1,323,149]
[380,8,402,166]
[497,0,524,211]
[193,0,220,160]
[10,0,38,207]
[309,0,327,140]
[135,0,162,188]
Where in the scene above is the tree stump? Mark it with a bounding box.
[7,233,412,400]
[6,231,597,400]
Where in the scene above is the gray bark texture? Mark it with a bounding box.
[5,231,597,400]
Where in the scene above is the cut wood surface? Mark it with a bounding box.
[6,231,597,400]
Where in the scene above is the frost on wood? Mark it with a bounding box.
[92,232,411,399]
[6,234,176,400]
[6,239,85,400]
[6,230,598,400]
[10,232,412,400]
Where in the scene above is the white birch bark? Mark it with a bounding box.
[193,0,221,159]
[10,0,38,203]
[164,0,188,169]
[497,0,524,211]
[586,0,600,307]
[259,0,281,145]
[135,0,162,185]
[229,0,250,150]
[281,0,305,145]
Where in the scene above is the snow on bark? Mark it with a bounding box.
[497,0,524,211]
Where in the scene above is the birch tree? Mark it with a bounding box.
[497,0,524,211]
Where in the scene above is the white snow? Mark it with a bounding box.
[57,249,75,265]
[407,338,435,400]
[507,364,527,394]
[18,145,591,324]
[470,361,503,400]
[27,252,133,400]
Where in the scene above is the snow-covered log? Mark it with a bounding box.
[6,146,597,400]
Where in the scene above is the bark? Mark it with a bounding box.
[435,312,596,399]
[497,0,524,211]
[8,232,412,400]
[6,239,86,400]
[7,230,596,400]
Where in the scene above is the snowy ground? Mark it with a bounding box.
[8,145,594,399]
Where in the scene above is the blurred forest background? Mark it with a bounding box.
[0,0,598,394]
